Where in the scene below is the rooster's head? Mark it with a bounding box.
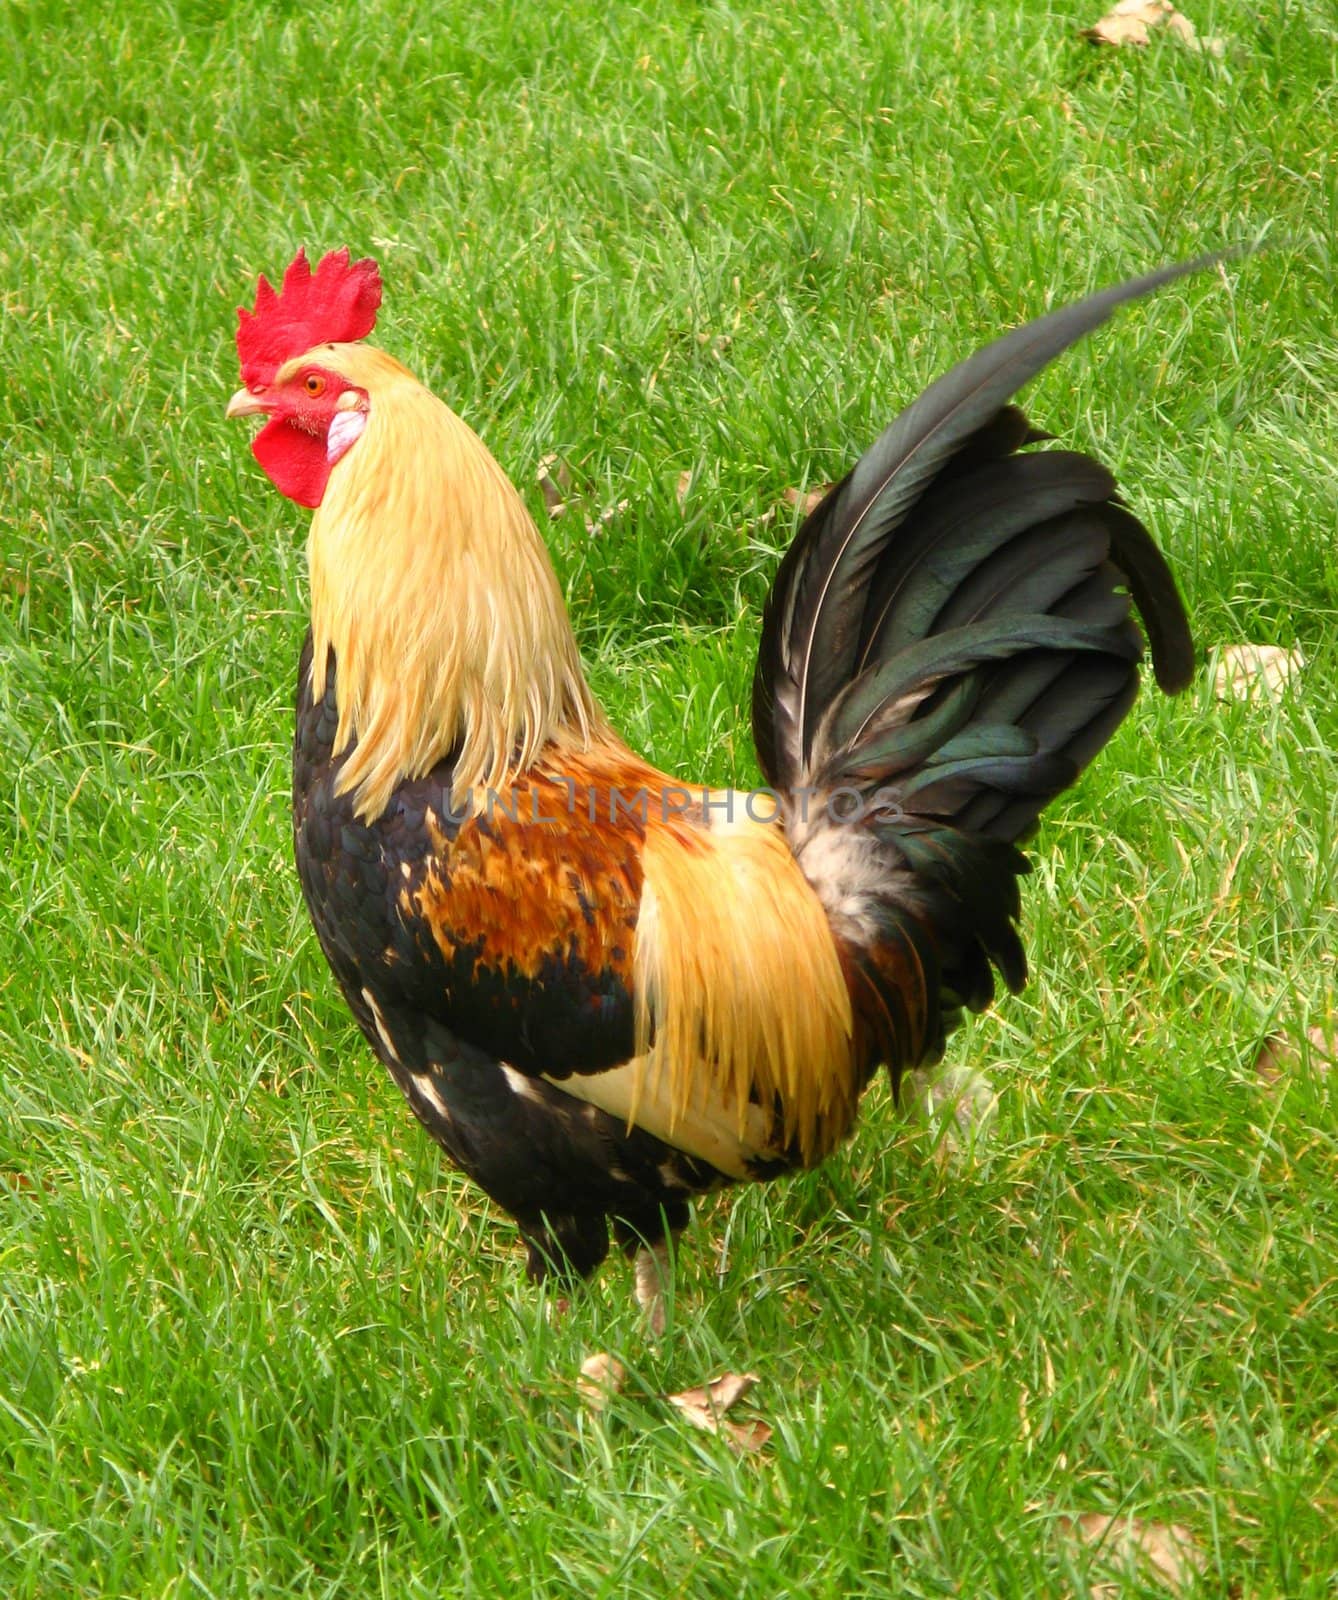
[227,247,383,508]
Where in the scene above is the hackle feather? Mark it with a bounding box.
[302,344,605,822]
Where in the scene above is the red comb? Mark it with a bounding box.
[236,247,383,387]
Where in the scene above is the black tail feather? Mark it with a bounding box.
[752,257,1211,797]
[755,258,1225,1079]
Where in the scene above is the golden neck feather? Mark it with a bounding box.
[302,344,605,822]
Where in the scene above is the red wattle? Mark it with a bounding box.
[252,418,333,509]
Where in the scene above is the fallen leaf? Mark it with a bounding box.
[739,483,840,548]
[783,483,837,518]
[585,498,630,536]
[1255,1025,1336,1086]
[667,1371,770,1452]
[1254,1035,1286,1086]
[536,454,628,536]
[536,453,573,519]
[1058,1512,1206,1594]
[577,1352,626,1412]
[1083,0,1169,47]
[1082,0,1224,54]
[669,1370,759,1416]
[1211,643,1304,703]
[721,1417,774,1453]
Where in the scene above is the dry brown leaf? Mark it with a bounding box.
[1211,643,1305,702]
[1301,1025,1335,1074]
[576,1352,626,1412]
[585,498,630,537]
[1082,0,1224,54]
[667,1371,769,1451]
[783,483,837,518]
[1059,1512,1206,1593]
[1255,1025,1336,1086]
[721,1418,774,1453]
[536,453,573,519]
[1083,1,1168,47]
[1254,1033,1287,1086]
[536,454,628,537]
[669,1369,759,1417]
[738,482,837,548]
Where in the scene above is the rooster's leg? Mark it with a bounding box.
[633,1238,671,1337]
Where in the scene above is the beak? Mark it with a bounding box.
[226,386,270,420]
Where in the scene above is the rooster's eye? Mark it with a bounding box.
[304,374,326,397]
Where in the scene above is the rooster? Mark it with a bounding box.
[227,247,1200,1331]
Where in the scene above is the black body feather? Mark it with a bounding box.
[292,636,728,1283]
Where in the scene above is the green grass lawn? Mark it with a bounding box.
[2,0,1336,1593]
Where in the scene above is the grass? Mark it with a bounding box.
[2,0,1336,1593]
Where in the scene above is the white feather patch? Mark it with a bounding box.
[327,406,367,464]
[412,1071,451,1119]
[541,1057,774,1180]
[361,987,400,1064]
[501,1063,541,1102]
